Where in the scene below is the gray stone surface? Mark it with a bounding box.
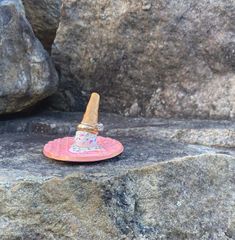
[0,112,234,239]
[51,0,235,119]
[22,0,61,51]
[0,0,58,114]
[1,112,234,148]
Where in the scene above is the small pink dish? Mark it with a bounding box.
[43,136,124,162]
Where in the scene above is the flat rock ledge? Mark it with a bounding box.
[0,112,234,239]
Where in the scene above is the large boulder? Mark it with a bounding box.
[0,113,234,239]
[52,0,235,118]
[0,0,58,114]
[22,0,62,51]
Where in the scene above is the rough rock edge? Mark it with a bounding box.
[0,0,58,114]
[0,154,234,239]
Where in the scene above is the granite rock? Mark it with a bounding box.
[0,0,58,114]
[0,113,234,239]
[22,0,62,51]
[51,0,235,118]
[1,112,235,148]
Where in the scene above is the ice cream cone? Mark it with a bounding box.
[44,92,124,159]
[77,92,100,133]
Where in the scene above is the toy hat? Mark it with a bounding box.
[43,92,124,162]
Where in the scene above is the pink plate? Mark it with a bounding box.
[43,136,124,162]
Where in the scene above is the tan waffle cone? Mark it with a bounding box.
[78,93,100,131]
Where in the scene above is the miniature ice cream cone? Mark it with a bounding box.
[43,92,124,162]
[70,93,103,153]
[78,92,100,133]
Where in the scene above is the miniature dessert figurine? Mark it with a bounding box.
[43,92,124,162]
[70,92,103,153]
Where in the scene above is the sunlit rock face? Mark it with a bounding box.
[22,0,62,52]
[51,0,235,118]
[0,0,58,114]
